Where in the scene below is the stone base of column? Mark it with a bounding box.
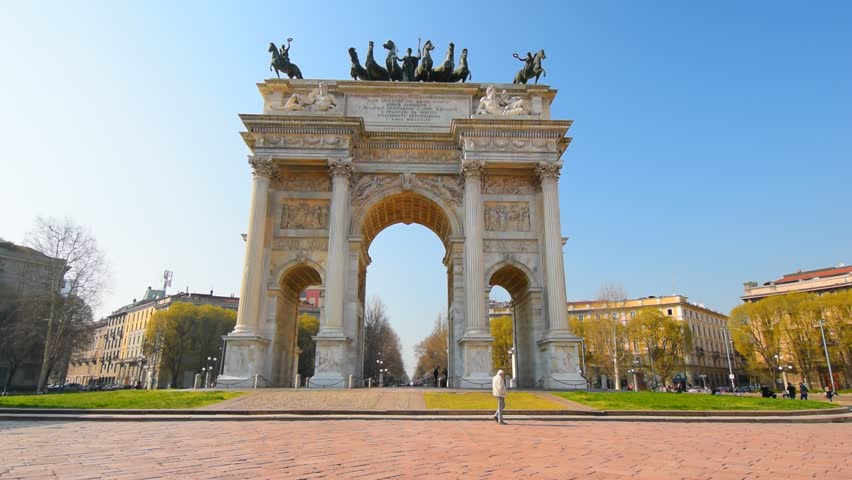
[457,333,494,390]
[218,335,271,388]
[310,334,349,388]
[537,331,587,390]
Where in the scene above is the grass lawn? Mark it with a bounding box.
[0,390,245,409]
[554,391,838,411]
[425,391,564,410]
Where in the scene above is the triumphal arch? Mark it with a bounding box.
[219,79,585,389]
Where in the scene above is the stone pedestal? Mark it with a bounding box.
[217,336,270,387]
[458,333,493,388]
[538,332,586,389]
[310,336,349,387]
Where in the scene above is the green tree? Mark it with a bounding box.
[144,302,235,388]
[297,313,318,378]
[821,290,852,387]
[628,308,693,385]
[782,293,822,384]
[729,297,785,382]
[490,315,513,374]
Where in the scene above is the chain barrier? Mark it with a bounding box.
[536,376,589,390]
[214,376,257,389]
[450,376,491,390]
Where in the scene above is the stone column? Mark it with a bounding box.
[233,156,276,335]
[462,159,487,335]
[536,161,586,389]
[537,161,569,331]
[458,159,493,387]
[311,157,352,387]
[219,156,275,385]
[319,157,352,336]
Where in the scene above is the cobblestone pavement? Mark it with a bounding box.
[1,420,849,479]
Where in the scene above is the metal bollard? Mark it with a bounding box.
[193,373,202,390]
[295,374,301,389]
[253,374,259,389]
[348,375,354,389]
[368,378,372,388]
[306,377,311,388]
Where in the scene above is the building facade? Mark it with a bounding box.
[567,295,746,389]
[742,264,852,302]
[0,240,68,390]
[66,288,239,388]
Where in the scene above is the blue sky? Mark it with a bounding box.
[2,2,850,375]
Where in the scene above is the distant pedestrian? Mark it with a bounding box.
[825,385,835,403]
[786,383,796,400]
[433,367,439,388]
[442,367,448,388]
[492,370,508,425]
[799,383,808,400]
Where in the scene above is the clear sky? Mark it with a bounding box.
[2,2,850,377]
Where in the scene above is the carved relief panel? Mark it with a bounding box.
[417,174,463,206]
[484,202,531,232]
[483,175,535,195]
[277,174,330,192]
[280,199,330,230]
[351,174,395,205]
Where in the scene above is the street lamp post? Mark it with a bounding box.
[203,356,217,388]
[818,319,835,391]
[721,328,736,392]
[631,357,640,391]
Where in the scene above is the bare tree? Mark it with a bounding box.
[414,312,448,380]
[593,283,629,390]
[362,297,406,383]
[25,217,108,392]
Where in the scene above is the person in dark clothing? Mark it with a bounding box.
[825,385,835,402]
[786,383,796,400]
[799,383,809,400]
[433,367,440,388]
[442,367,448,388]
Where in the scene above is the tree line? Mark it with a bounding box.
[729,290,851,388]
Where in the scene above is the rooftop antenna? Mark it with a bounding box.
[163,269,173,295]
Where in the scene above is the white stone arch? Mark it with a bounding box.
[349,183,464,246]
[272,257,327,289]
[484,258,539,294]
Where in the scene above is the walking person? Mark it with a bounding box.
[786,383,796,400]
[433,367,439,388]
[825,385,835,403]
[442,367,448,388]
[799,382,808,400]
[492,370,508,425]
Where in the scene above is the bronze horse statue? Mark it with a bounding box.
[513,49,546,84]
[383,40,403,81]
[268,39,303,79]
[365,41,389,81]
[348,47,370,81]
[431,42,455,82]
[414,40,434,82]
[450,48,471,83]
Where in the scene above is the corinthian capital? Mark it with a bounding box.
[536,162,562,183]
[461,160,486,179]
[248,156,277,179]
[328,157,353,179]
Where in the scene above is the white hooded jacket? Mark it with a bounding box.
[492,371,507,397]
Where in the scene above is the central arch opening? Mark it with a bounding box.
[356,192,457,386]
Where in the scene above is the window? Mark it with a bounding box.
[666,308,673,316]
[630,311,636,318]
[578,315,584,321]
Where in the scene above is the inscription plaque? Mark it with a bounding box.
[346,95,470,132]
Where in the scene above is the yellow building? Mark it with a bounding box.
[567,295,745,389]
[742,264,852,302]
[66,319,108,385]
